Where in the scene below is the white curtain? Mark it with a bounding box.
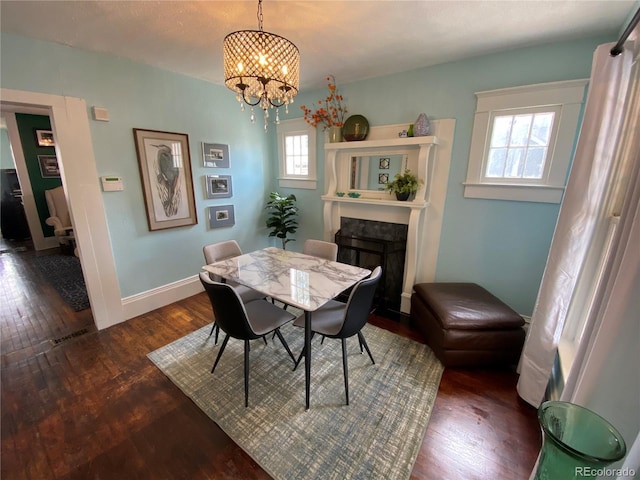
[516,42,635,408]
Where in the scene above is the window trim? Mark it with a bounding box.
[277,118,317,190]
[464,79,588,203]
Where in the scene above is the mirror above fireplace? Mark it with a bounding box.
[350,154,406,191]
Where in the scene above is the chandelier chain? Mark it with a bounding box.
[257,0,264,31]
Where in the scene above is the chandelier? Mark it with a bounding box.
[223,0,300,130]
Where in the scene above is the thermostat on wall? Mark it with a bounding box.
[101,176,123,191]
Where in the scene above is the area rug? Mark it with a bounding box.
[31,254,90,311]
[148,321,444,480]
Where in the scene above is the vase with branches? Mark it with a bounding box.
[300,75,348,131]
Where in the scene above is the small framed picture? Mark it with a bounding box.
[205,175,232,199]
[208,205,235,228]
[378,173,389,184]
[38,155,60,177]
[379,157,390,169]
[35,130,55,147]
[202,142,230,168]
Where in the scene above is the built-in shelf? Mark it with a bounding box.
[324,135,438,151]
[320,194,427,209]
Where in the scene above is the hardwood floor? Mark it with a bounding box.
[0,240,541,479]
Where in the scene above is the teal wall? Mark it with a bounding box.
[278,35,613,315]
[1,31,614,314]
[1,33,274,297]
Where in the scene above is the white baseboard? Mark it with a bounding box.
[121,274,204,320]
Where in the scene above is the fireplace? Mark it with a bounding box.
[335,217,408,312]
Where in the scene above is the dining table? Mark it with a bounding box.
[202,246,371,409]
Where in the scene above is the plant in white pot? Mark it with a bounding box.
[385,169,422,201]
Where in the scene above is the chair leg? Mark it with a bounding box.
[341,338,349,405]
[244,340,250,407]
[208,322,220,344]
[263,336,268,345]
[274,328,296,363]
[211,334,230,373]
[357,331,375,365]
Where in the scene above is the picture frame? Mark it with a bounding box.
[133,128,198,231]
[37,155,60,178]
[205,175,233,199]
[208,204,235,228]
[202,142,230,168]
[379,157,390,169]
[378,173,389,184]
[35,129,55,147]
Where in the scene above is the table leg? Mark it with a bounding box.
[305,310,311,410]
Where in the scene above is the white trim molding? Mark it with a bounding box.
[464,79,588,203]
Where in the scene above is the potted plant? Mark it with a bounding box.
[265,192,298,249]
[385,169,422,201]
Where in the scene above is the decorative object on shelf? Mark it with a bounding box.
[265,192,298,249]
[407,124,414,137]
[335,192,345,197]
[342,114,369,141]
[385,169,422,201]
[398,129,408,138]
[208,204,235,228]
[347,192,361,198]
[301,75,347,135]
[413,113,432,136]
[205,175,232,199]
[328,125,342,143]
[223,0,300,130]
[202,142,230,168]
[133,128,198,231]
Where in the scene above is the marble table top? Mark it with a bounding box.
[202,247,371,311]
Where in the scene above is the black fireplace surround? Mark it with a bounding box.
[335,217,408,312]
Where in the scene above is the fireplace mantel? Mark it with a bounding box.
[322,119,456,313]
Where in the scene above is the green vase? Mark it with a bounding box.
[327,125,342,143]
[534,401,626,480]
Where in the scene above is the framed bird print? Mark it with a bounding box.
[133,128,198,231]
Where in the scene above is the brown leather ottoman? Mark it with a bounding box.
[410,283,525,367]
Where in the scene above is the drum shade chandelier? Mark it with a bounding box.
[223,0,300,130]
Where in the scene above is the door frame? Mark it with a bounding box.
[1,88,123,330]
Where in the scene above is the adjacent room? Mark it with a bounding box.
[1,1,638,479]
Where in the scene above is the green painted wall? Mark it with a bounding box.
[14,113,60,237]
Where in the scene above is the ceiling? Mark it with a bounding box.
[1,1,636,92]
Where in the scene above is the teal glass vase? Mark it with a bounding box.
[534,401,626,480]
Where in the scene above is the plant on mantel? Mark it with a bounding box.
[385,169,423,201]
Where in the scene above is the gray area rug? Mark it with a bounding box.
[148,321,443,480]
[31,254,90,311]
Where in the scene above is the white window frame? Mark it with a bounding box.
[464,79,588,203]
[277,118,317,190]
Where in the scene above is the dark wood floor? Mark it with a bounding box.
[0,239,541,479]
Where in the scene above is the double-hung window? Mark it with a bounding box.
[464,80,587,203]
[277,118,317,189]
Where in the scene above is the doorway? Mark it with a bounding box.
[1,88,123,330]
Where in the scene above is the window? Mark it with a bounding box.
[277,118,317,189]
[464,80,587,203]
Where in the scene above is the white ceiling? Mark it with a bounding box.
[1,1,636,91]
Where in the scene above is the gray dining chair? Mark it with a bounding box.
[303,239,338,262]
[203,240,265,343]
[199,272,296,407]
[292,266,382,405]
